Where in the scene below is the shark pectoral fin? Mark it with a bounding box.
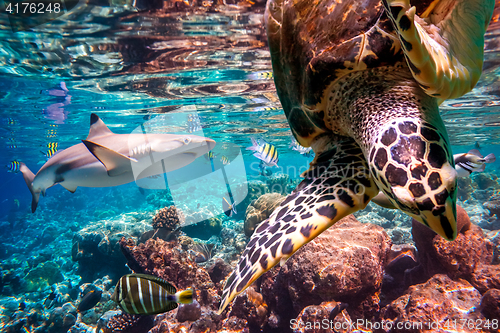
[371,191,398,209]
[60,183,77,193]
[82,140,138,177]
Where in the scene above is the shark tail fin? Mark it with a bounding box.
[19,163,40,213]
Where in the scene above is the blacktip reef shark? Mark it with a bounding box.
[20,113,216,213]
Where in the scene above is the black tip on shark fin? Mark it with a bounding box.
[87,114,113,140]
[31,195,39,213]
[90,113,99,126]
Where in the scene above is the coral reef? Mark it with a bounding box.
[265,173,290,195]
[250,215,391,330]
[181,216,223,240]
[176,300,201,322]
[228,287,268,328]
[244,193,285,236]
[382,244,418,301]
[97,311,154,333]
[24,261,64,292]
[150,206,185,241]
[408,206,497,290]
[118,237,219,308]
[272,215,390,311]
[484,199,500,218]
[480,288,500,320]
[381,274,486,332]
[35,303,78,333]
[71,213,152,282]
[292,301,353,333]
[487,230,500,264]
[474,172,500,190]
[240,181,271,208]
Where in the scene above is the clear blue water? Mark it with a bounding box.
[0,1,500,332]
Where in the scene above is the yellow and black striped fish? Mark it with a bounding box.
[7,160,21,173]
[205,151,216,162]
[47,142,58,150]
[247,71,273,80]
[111,274,193,315]
[246,137,279,167]
[42,142,59,158]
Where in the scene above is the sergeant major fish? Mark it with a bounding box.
[7,161,21,173]
[111,274,193,315]
[246,137,279,167]
[289,137,313,157]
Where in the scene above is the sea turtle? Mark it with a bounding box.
[218,0,495,312]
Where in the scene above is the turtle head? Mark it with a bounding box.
[368,119,458,241]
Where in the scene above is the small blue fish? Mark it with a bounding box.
[7,161,21,173]
[246,138,279,167]
[259,160,272,177]
[223,197,237,217]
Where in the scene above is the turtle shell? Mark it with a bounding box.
[265,0,436,147]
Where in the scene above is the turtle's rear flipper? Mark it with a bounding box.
[217,135,379,314]
[383,0,494,101]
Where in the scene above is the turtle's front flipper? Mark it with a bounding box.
[383,0,495,101]
[218,135,379,314]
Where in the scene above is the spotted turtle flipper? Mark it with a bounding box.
[218,135,379,314]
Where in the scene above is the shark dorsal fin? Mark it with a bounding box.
[87,114,113,140]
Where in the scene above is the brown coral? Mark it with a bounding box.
[152,206,185,231]
[118,237,219,308]
[228,287,268,328]
[99,312,154,333]
[244,193,285,236]
[151,206,186,240]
